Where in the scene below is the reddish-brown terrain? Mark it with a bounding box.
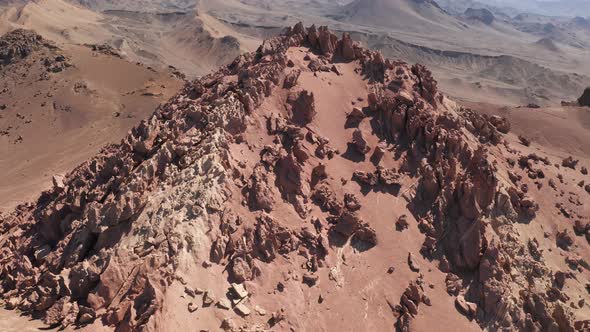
[0,30,184,212]
[1,24,589,332]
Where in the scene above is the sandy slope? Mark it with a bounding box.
[0,40,183,212]
[0,0,248,77]
[339,0,464,33]
[463,101,590,158]
[0,0,111,44]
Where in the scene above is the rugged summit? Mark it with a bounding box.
[1,24,589,331]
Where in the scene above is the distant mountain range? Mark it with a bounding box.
[437,0,590,18]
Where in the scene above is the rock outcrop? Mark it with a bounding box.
[578,87,590,107]
[464,8,495,25]
[0,29,56,65]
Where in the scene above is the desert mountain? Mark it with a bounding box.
[2,0,590,107]
[463,8,494,25]
[73,0,196,13]
[337,0,464,33]
[0,0,250,77]
[0,24,589,332]
[0,29,183,212]
[534,37,560,52]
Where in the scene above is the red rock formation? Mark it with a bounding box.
[393,279,430,331]
[288,90,316,125]
[0,23,582,332]
[339,32,356,61]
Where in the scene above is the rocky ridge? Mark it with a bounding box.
[0,23,588,331]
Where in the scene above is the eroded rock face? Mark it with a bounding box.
[393,279,430,331]
[283,69,301,89]
[360,37,577,330]
[340,32,356,61]
[248,164,276,212]
[0,28,284,329]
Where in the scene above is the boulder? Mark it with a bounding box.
[217,299,231,310]
[289,90,316,125]
[52,174,66,191]
[578,87,590,107]
[519,135,531,146]
[408,253,420,272]
[352,170,377,186]
[303,273,319,286]
[188,302,198,313]
[235,303,251,316]
[352,224,378,248]
[556,229,574,250]
[283,69,301,89]
[574,220,589,235]
[312,183,344,215]
[562,156,579,169]
[346,107,364,128]
[231,283,248,299]
[396,215,409,231]
[344,193,361,211]
[455,295,477,318]
[489,115,510,134]
[202,291,215,306]
[5,297,19,310]
[352,129,370,154]
[248,165,275,212]
[229,257,252,283]
[334,211,362,237]
[445,273,461,295]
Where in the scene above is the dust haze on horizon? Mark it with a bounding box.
[462,0,590,17]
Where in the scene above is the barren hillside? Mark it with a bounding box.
[0,24,589,332]
[0,0,251,77]
[0,29,184,211]
[337,0,464,33]
[2,0,590,108]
